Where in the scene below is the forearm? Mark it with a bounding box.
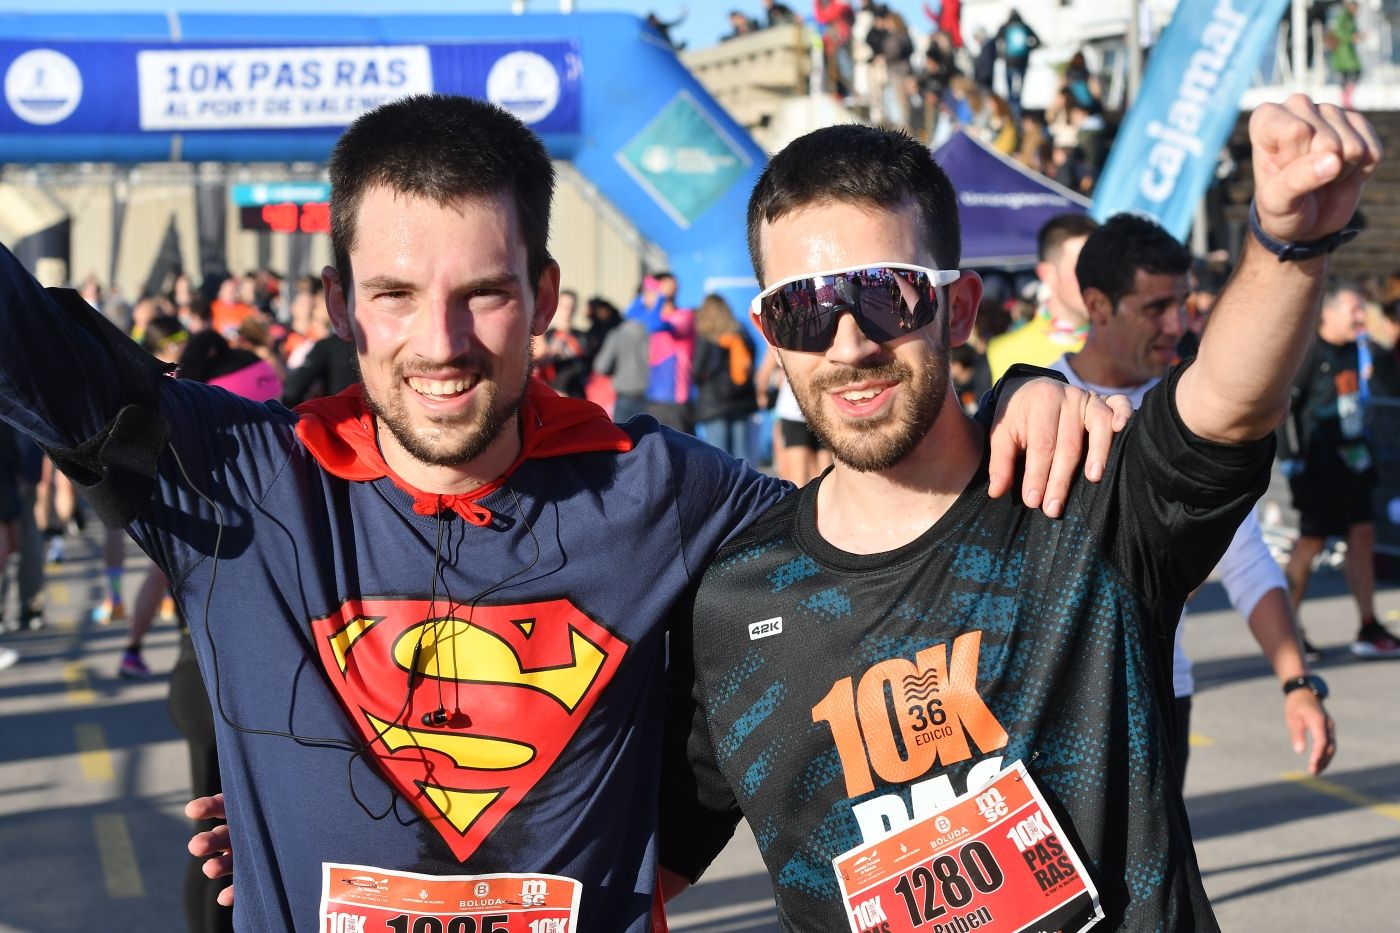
[1176,237,1328,443]
[1246,588,1309,682]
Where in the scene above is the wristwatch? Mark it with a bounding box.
[1249,200,1358,262]
[1282,674,1329,700]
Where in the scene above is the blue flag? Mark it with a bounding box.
[1091,0,1289,239]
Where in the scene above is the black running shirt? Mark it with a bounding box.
[662,363,1272,932]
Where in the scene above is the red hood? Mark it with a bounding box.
[295,378,632,525]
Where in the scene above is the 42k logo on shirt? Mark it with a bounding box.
[812,631,1008,796]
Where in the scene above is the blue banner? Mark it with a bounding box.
[1091,0,1289,239]
[0,38,581,139]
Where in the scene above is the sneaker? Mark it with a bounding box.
[118,650,152,680]
[1351,621,1400,659]
[92,600,126,625]
[1300,633,1324,664]
[45,538,64,564]
[0,646,18,672]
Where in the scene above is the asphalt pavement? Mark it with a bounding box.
[0,525,1396,933]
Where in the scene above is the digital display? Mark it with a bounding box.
[239,201,329,234]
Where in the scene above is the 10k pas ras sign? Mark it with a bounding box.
[137,46,433,130]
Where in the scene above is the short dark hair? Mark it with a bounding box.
[1075,213,1190,310]
[1036,213,1098,263]
[746,123,960,284]
[329,94,555,291]
[1323,277,1362,307]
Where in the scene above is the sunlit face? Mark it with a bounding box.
[755,197,980,472]
[1091,269,1189,385]
[325,186,556,470]
[1319,288,1366,345]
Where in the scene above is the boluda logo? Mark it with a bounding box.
[748,616,783,640]
[812,630,1007,797]
[311,597,627,861]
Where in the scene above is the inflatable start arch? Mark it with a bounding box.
[0,3,767,308]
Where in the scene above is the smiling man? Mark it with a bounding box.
[662,96,1378,931]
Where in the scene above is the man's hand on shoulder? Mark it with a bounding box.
[986,376,1133,517]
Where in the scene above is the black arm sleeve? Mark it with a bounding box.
[1095,361,1274,617]
[0,254,175,527]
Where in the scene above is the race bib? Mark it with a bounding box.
[833,761,1102,933]
[320,863,580,933]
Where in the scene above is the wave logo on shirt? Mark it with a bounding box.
[311,597,627,861]
[811,631,1007,797]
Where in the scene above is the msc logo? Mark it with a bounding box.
[520,878,548,907]
[311,596,628,862]
[748,617,783,640]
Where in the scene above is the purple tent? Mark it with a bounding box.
[932,129,1091,268]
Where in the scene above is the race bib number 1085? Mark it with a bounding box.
[320,863,580,933]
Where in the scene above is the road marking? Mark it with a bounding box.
[1189,733,1215,747]
[74,723,114,782]
[93,813,146,898]
[1283,772,1400,823]
[63,662,95,704]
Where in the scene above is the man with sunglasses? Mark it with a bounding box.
[661,95,1378,931]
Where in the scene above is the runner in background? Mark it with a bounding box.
[1049,213,1333,786]
[986,213,1098,380]
[756,348,830,485]
[1281,280,1400,659]
[692,294,758,461]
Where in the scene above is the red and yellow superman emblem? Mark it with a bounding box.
[311,597,627,861]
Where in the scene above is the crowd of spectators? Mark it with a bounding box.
[79,266,358,411]
[702,2,1112,196]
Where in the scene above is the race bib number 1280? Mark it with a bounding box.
[832,761,1102,933]
[320,863,580,933]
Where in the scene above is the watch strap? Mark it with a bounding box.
[1250,200,1359,262]
[1282,674,1327,699]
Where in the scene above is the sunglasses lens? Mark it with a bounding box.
[759,267,942,351]
[759,284,838,352]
